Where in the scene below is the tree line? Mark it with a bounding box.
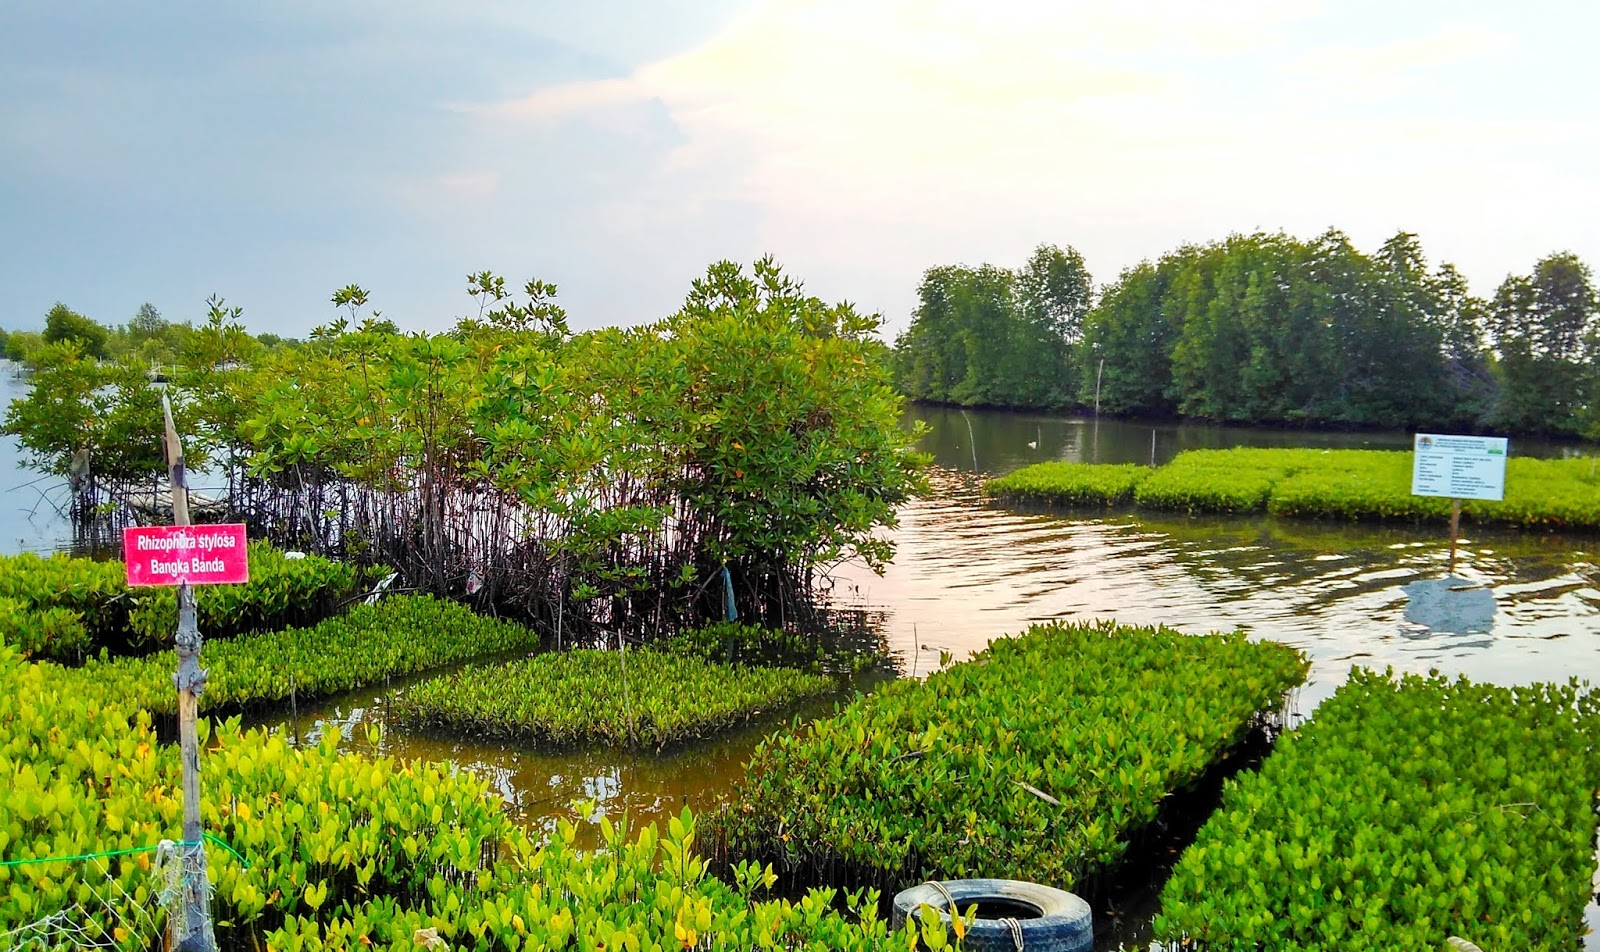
[2,300,301,367]
[893,230,1599,438]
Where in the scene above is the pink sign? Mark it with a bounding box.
[123,524,250,587]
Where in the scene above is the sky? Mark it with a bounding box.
[2,0,1597,339]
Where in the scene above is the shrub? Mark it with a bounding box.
[0,543,374,661]
[0,596,91,659]
[0,551,129,659]
[985,448,1600,530]
[1131,448,1312,513]
[1154,669,1600,950]
[395,649,836,749]
[1266,452,1450,522]
[1463,456,1600,529]
[124,542,377,646]
[661,620,881,674]
[983,461,1150,506]
[53,594,538,715]
[715,620,1308,892]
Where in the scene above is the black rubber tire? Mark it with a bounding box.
[891,879,1093,952]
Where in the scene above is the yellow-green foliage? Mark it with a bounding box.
[51,595,538,715]
[717,621,1308,892]
[983,461,1150,506]
[1462,456,1600,528]
[1156,669,1600,950]
[395,649,835,749]
[987,448,1600,529]
[0,645,948,951]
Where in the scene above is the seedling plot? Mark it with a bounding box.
[715,620,1308,893]
[1156,669,1600,950]
[393,650,837,749]
[3,648,927,952]
[984,461,1150,507]
[0,544,369,662]
[46,594,539,716]
[986,449,1600,529]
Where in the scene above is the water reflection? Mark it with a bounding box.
[909,404,1596,476]
[260,679,862,845]
[1399,576,1497,641]
[833,467,1599,709]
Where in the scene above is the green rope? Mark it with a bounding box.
[200,831,250,869]
[0,833,249,870]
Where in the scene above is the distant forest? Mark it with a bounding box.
[892,231,1599,439]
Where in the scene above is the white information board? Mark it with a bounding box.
[1411,434,1508,501]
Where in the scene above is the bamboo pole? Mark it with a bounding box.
[163,393,217,952]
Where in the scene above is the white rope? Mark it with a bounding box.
[0,903,124,950]
[922,879,958,921]
[999,915,1025,951]
[155,838,214,951]
[0,850,173,950]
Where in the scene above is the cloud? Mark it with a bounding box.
[478,0,1332,286]
[9,1,1589,339]
[1286,22,1513,102]
[437,171,504,200]
[488,0,1318,205]
[466,0,1600,329]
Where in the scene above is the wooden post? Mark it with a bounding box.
[163,394,217,952]
[1447,497,1461,576]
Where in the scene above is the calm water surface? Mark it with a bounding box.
[6,374,1597,947]
[856,406,1598,712]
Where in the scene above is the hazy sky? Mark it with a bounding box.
[3,1,1596,338]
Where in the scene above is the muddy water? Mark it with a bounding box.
[257,677,869,838]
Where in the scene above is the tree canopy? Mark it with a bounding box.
[41,303,109,359]
[895,230,1598,438]
[893,243,1093,409]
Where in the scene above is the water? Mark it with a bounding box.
[847,406,1600,948]
[852,406,1598,713]
[5,380,1598,946]
[833,470,1599,711]
[259,677,862,839]
[0,365,74,554]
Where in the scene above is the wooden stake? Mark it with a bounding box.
[1448,497,1461,576]
[164,394,217,952]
